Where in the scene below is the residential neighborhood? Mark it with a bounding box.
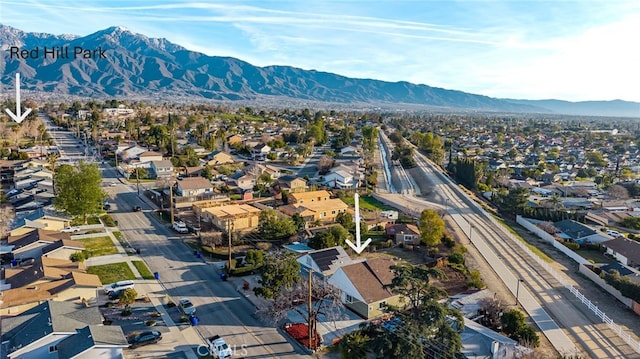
[1,102,640,359]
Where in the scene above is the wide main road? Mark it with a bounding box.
[409,145,639,358]
[102,165,304,359]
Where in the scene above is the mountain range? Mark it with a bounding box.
[1,24,638,118]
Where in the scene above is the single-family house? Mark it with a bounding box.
[150,160,174,179]
[276,175,307,193]
[603,238,640,268]
[5,229,71,259]
[56,325,129,359]
[297,246,359,278]
[289,190,331,204]
[201,204,262,233]
[231,173,256,191]
[205,151,234,166]
[253,143,271,158]
[1,301,127,359]
[279,198,348,222]
[385,223,421,245]
[0,271,102,316]
[138,151,163,163]
[10,208,71,236]
[176,177,214,197]
[322,170,355,189]
[41,239,85,260]
[553,219,611,244]
[3,256,87,290]
[117,145,147,162]
[340,146,359,156]
[328,257,403,319]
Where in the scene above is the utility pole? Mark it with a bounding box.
[136,167,140,196]
[308,269,313,350]
[227,219,233,274]
[169,182,175,225]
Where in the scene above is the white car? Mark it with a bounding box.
[607,230,623,238]
[172,221,189,234]
[103,280,135,294]
[179,298,196,316]
[61,226,80,233]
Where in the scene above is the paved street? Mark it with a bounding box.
[104,166,305,358]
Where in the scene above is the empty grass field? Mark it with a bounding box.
[340,195,395,211]
[87,262,135,284]
[78,236,118,257]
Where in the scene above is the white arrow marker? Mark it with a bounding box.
[346,192,372,254]
[5,73,32,124]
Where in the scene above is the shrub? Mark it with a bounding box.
[629,233,636,240]
[563,241,580,250]
[442,234,456,248]
[101,215,117,227]
[467,269,484,289]
[118,288,138,304]
[121,305,132,317]
[167,301,176,308]
[448,252,465,265]
[69,251,86,263]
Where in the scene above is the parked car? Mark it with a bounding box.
[179,298,196,316]
[108,290,122,300]
[133,206,142,212]
[607,230,623,238]
[61,226,80,233]
[103,280,135,294]
[128,331,162,349]
[172,221,189,234]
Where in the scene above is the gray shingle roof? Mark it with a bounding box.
[57,325,127,358]
[0,301,104,355]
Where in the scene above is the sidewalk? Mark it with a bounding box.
[83,229,144,279]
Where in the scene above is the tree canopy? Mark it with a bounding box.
[54,162,106,223]
[257,209,297,241]
[308,224,351,249]
[418,209,445,247]
[254,251,300,299]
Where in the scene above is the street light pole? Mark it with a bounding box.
[516,278,524,306]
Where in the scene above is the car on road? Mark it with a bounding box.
[109,182,117,187]
[128,331,162,349]
[172,221,189,234]
[207,335,233,359]
[133,206,142,212]
[179,298,196,316]
[103,280,135,294]
[607,230,623,237]
[61,226,80,233]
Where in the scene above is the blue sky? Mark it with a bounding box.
[1,0,639,102]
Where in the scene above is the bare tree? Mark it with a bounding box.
[0,205,15,240]
[255,275,345,349]
[317,155,334,175]
[608,184,629,200]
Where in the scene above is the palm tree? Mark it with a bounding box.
[46,152,60,194]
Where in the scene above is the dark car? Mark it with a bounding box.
[108,290,122,300]
[133,206,142,212]
[128,331,162,349]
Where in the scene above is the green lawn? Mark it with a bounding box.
[132,260,155,280]
[112,231,124,243]
[341,195,395,211]
[78,236,118,257]
[87,262,135,284]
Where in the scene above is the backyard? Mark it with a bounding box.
[340,194,394,211]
